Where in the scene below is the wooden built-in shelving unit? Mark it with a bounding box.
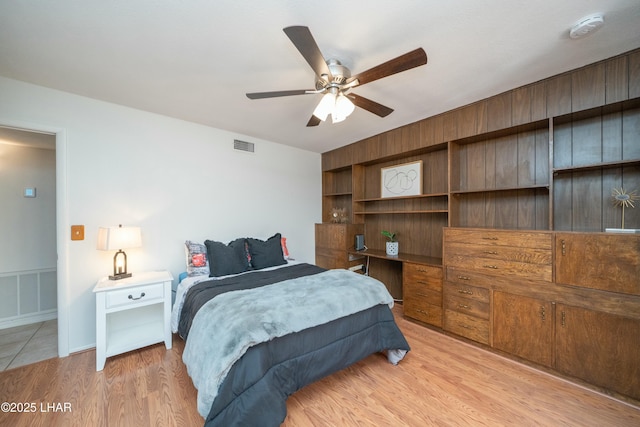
[316,48,640,405]
[320,48,640,262]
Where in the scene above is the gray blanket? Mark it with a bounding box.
[182,268,395,417]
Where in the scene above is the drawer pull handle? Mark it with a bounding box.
[460,324,473,330]
[457,289,473,295]
[483,265,498,269]
[128,292,146,301]
[417,280,428,285]
[458,304,471,310]
[484,251,498,255]
[457,275,470,281]
[416,292,429,297]
[482,237,498,240]
[417,309,428,315]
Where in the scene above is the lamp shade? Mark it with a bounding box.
[312,92,336,121]
[97,225,142,251]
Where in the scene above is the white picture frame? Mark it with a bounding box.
[381,160,423,198]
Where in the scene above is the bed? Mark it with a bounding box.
[172,234,410,426]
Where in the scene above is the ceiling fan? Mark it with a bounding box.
[246,26,428,127]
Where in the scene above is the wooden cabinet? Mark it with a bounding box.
[403,263,442,327]
[493,291,553,367]
[443,277,490,344]
[444,228,553,282]
[442,227,640,402]
[555,232,640,295]
[314,223,364,270]
[555,304,640,401]
[443,228,552,347]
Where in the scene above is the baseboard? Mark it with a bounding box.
[0,311,57,330]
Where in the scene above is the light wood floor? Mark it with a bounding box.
[0,306,638,426]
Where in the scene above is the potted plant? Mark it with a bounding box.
[381,230,399,256]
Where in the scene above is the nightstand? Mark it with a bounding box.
[93,270,173,371]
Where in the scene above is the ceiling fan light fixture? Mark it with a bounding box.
[332,93,355,123]
[313,92,336,121]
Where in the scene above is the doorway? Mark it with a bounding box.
[0,122,68,367]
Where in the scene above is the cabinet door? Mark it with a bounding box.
[315,223,364,269]
[493,291,553,367]
[555,233,640,295]
[556,304,640,400]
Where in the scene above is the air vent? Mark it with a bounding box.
[234,139,255,153]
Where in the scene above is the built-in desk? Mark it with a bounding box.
[348,249,444,327]
[349,248,441,268]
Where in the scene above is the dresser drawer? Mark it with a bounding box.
[445,255,552,281]
[444,310,489,344]
[444,292,490,320]
[403,263,443,289]
[404,301,443,327]
[445,242,552,265]
[444,228,552,249]
[105,283,164,309]
[404,280,442,306]
[444,280,490,304]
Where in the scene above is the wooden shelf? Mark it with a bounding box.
[451,184,549,195]
[354,193,448,203]
[323,192,352,197]
[553,159,640,174]
[355,209,448,215]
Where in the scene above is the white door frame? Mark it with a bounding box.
[0,118,69,357]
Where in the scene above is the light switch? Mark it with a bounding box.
[71,225,84,241]
[24,187,36,198]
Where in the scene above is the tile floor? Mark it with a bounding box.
[0,320,57,371]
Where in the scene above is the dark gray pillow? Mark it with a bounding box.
[205,238,251,277]
[247,233,286,270]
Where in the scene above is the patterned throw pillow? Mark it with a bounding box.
[185,240,210,277]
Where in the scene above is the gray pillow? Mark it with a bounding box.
[205,238,251,277]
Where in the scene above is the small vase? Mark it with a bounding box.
[386,241,399,256]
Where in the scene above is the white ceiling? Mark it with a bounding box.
[1,1,639,154]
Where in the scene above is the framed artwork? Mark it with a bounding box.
[381,160,423,198]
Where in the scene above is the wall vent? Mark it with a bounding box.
[234,139,255,153]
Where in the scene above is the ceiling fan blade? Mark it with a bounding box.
[283,26,332,80]
[348,93,394,117]
[306,115,321,127]
[246,89,314,99]
[348,48,427,86]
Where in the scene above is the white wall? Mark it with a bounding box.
[0,76,322,353]
[0,142,56,272]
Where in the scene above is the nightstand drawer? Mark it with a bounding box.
[105,283,164,309]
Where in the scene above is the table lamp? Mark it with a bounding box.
[97,224,142,280]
